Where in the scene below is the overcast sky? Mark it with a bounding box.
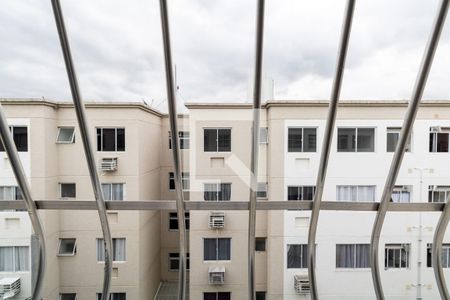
[0,0,449,110]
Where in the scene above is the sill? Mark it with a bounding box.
[384,268,410,271]
[57,254,76,257]
[56,142,75,145]
[203,260,231,263]
[169,269,190,272]
[97,261,127,264]
[335,268,370,272]
[168,229,190,232]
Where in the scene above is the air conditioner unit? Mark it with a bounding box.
[0,277,21,299]
[100,158,118,172]
[294,275,310,295]
[208,266,225,285]
[208,211,225,229]
[430,126,441,133]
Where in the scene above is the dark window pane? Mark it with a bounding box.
[387,132,398,152]
[437,133,449,152]
[287,244,307,268]
[303,128,316,152]
[288,128,302,152]
[102,129,116,151]
[117,128,125,151]
[203,293,217,300]
[218,238,231,260]
[97,128,102,151]
[218,293,231,300]
[218,129,231,152]
[14,127,27,152]
[61,183,76,198]
[255,238,266,251]
[256,292,266,300]
[218,183,231,201]
[169,173,175,190]
[427,245,432,267]
[357,128,375,152]
[338,128,355,152]
[204,129,217,152]
[303,186,315,201]
[288,187,299,200]
[204,238,217,260]
[60,294,77,300]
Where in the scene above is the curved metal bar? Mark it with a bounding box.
[370,1,448,298]
[50,1,113,299]
[0,106,46,299]
[248,0,265,299]
[307,1,355,299]
[159,0,187,299]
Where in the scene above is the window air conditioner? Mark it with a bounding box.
[0,277,21,299]
[294,275,310,295]
[100,157,118,171]
[208,211,225,229]
[208,266,225,285]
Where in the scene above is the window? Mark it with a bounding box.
[204,128,231,152]
[102,183,124,201]
[255,238,266,252]
[97,293,126,300]
[168,252,190,271]
[336,244,370,268]
[386,127,411,152]
[169,172,190,190]
[288,127,316,152]
[204,238,231,261]
[60,294,76,300]
[60,183,76,198]
[287,244,308,268]
[0,246,29,271]
[287,186,316,201]
[428,186,450,203]
[427,243,450,267]
[204,183,231,201]
[169,131,190,149]
[338,128,375,152]
[168,212,190,230]
[256,292,266,300]
[96,128,125,151]
[385,244,409,269]
[257,182,268,198]
[391,186,411,203]
[430,127,450,152]
[58,238,77,256]
[97,238,126,262]
[0,126,28,152]
[259,127,268,144]
[56,127,75,144]
[0,186,23,200]
[203,292,231,300]
[337,185,375,202]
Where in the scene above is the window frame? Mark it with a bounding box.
[169,172,190,191]
[287,244,308,269]
[168,212,190,231]
[386,127,411,152]
[429,126,450,153]
[335,244,370,269]
[203,292,231,300]
[57,238,77,256]
[337,127,376,152]
[255,237,267,252]
[287,127,317,153]
[59,183,76,199]
[96,293,126,300]
[256,182,268,199]
[168,252,190,271]
[203,183,232,201]
[0,245,30,272]
[287,185,316,201]
[203,237,231,261]
[169,131,190,150]
[259,127,268,144]
[97,238,126,262]
[101,183,125,201]
[384,243,410,269]
[56,126,75,144]
[428,185,450,203]
[96,127,125,152]
[391,185,412,203]
[336,185,376,202]
[59,294,77,300]
[427,243,450,268]
[203,128,232,152]
[0,125,28,152]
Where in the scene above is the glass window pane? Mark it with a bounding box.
[218,129,231,152]
[437,133,449,152]
[218,183,231,201]
[386,132,398,152]
[61,183,76,198]
[218,293,231,300]
[338,128,355,152]
[57,127,75,143]
[112,184,123,201]
[102,184,112,201]
[204,183,218,201]
[357,128,375,152]
[288,128,302,152]
[303,128,317,152]
[288,187,299,200]
[218,238,231,260]
[102,129,116,151]
[204,238,217,260]
[204,129,217,152]
[59,239,76,255]
[116,128,125,151]
[13,126,28,152]
[255,238,266,251]
[60,294,76,300]
[14,246,29,271]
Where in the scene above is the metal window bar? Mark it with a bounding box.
[248,0,265,299]
[159,0,188,299]
[307,1,355,299]
[50,1,114,300]
[0,108,46,299]
[370,1,449,299]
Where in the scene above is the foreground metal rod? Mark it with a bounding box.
[248,0,265,299]
[307,1,355,299]
[370,1,448,299]
[0,107,46,299]
[159,0,187,299]
[51,1,113,299]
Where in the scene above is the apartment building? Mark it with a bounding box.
[1,98,450,299]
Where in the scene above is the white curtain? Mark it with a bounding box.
[355,244,370,268]
[219,184,231,201]
[0,186,14,201]
[15,246,30,271]
[0,247,14,271]
[114,238,126,261]
[204,183,217,201]
[97,239,105,261]
[392,191,410,203]
[336,245,354,268]
[112,184,123,201]
[358,186,375,202]
[102,184,112,201]
[337,186,356,201]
